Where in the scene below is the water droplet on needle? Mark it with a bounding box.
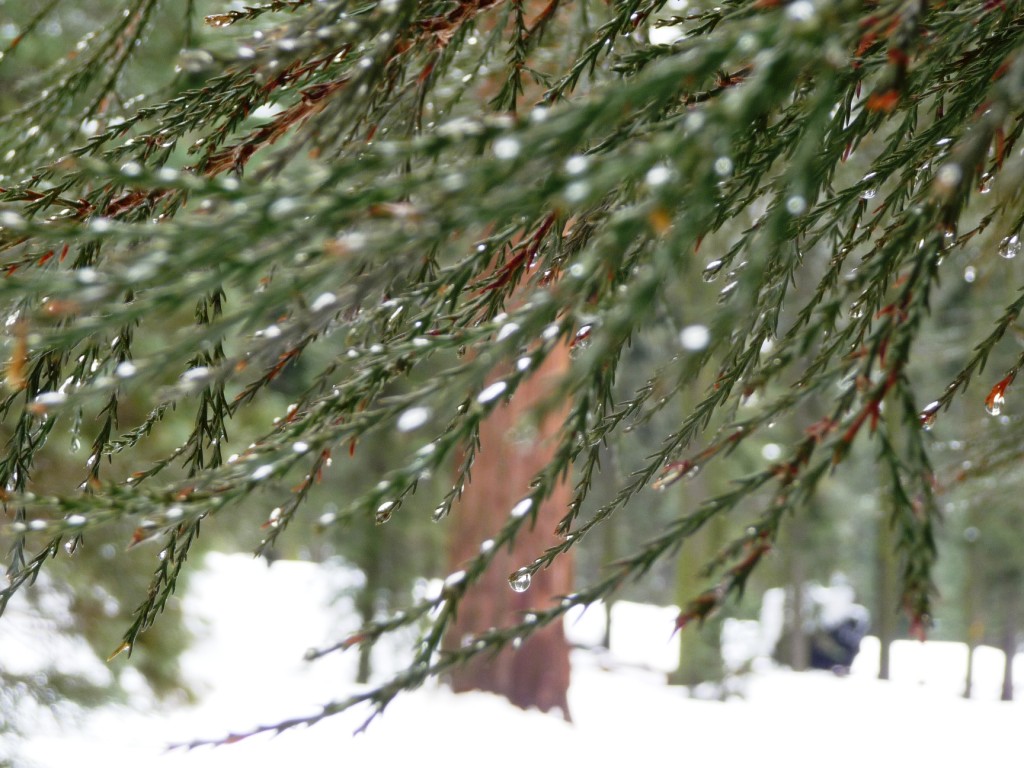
[508,568,531,592]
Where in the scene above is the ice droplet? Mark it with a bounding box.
[444,570,466,589]
[115,361,137,378]
[375,501,395,524]
[565,155,589,175]
[311,292,337,311]
[999,235,1020,260]
[679,324,710,351]
[33,391,67,408]
[565,181,590,202]
[645,164,672,187]
[496,322,520,342]
[493,137,521,160]
[180,366,211,385]
[508,568,532,592]
[702,259,724,282]
[920,401,940,430]
[510,498,533,518]
[986,392,1005,416]
[785,195,807,215]
[251,464,273,480]
[935,163,962,192]
[786,0,815,21]
[477,381,507,404]
[397,406,430,432]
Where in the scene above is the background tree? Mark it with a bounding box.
[3,0,1024,745]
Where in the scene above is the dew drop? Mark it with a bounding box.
[251,464,273,480]
[496,322,520,342]
[444,570,466,589]
[986,392,1005,416]
[571,325,592,356]
[205,13,235,27]
[1,210,28,228]
[375,501,395,524]
[493,137,521,160]
[397,406,431,432]
[540,325,561,345]
[180,366,210,385]
[477,381,507,404]
[702,259,724,282]
[565,155,589,175]
[785,0,814,20]
[935,163,962,191]
[311,292,337,311]
[564,181,590,202]
[785,195,807,215]
[33,391,67,408]
[508,568,532,592]
[920,401,941,430]
[999,235,1020,260]
[679,324,710,351]
[963,266,977,283]
[510,498,533,518]
[645,164,672,187]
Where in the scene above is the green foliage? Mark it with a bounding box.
[2,0,1024,740]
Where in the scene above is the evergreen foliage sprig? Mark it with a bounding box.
[2,0,1024,738]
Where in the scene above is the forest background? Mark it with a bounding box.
[1,0,1023,747]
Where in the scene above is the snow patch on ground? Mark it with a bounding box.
[9,552,1023,767]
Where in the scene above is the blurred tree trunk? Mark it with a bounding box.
[785,515,809,672]
[599,447,620,651]
[670,507,726,688]
[445,347,573,719]
[875,504,899,680]
[1000,586,1018,702]
[354,513,383,684]
[962,520,981,699]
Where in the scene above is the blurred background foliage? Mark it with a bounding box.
[1,0,1023,747]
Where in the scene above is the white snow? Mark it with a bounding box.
[7,552,1023,767]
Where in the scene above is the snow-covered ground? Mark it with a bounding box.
[7,552,1023,767]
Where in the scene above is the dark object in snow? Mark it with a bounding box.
[810,616,869,673]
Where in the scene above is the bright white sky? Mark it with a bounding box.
[8,552,1021,767]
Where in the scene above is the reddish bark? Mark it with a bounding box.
[446,345,573,720]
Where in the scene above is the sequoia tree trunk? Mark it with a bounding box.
[445,346,573,720]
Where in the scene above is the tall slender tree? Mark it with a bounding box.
[3,0,1024,742]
